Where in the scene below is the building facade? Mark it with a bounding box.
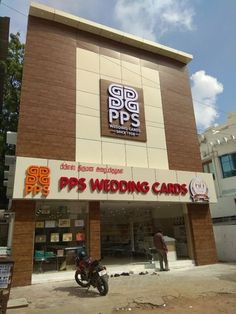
[199,110,236,261]
[10,3,218,287]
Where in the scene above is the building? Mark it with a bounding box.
[9,3,218,287]
[199,110,236,261]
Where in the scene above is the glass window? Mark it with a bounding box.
[34,203,88,273]
[220,153,236,178]
[203,160,215,179]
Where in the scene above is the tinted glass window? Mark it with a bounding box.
[220,153,236,178]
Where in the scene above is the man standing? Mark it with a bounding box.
[153,229,169,271]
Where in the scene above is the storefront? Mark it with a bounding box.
[9,3,218,287]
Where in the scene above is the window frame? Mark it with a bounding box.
[202,159,215,180]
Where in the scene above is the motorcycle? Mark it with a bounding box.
[74,250,109,296]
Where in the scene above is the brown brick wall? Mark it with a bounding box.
[88,202,101,260]
[11,200,36,287]
[159,65,202,172]
[16,17,76,161]
[187,203,218,265]
[158,58,217,265]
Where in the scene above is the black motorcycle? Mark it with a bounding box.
[74,250,109,296]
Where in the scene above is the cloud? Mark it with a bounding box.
[114,0,195,40]
[191,71,224,131]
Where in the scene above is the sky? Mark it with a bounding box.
[1,0,236,133]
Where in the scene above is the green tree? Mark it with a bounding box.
[0,32,24,208]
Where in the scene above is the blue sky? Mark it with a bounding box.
[1,0,236,133]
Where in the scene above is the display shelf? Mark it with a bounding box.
[133,222,154,254]
[34,206,87,272]
[173,218,188,257]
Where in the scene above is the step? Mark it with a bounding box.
[7,298,28,309]
[168,260,195,269]
[106,259,195,275]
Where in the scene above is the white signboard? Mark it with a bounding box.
[13,157,217,203]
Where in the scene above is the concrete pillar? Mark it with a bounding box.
[11,200,36,287]
[88,201,100,260]
[187,203,218,265]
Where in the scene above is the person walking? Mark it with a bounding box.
[153,229,169,271]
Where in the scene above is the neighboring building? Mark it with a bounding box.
[9,3,218,287]
[199,110,236,262]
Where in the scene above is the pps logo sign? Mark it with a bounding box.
[108,84,140,129]
[100,80,146,142]
[24,165,50,197]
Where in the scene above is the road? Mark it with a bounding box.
[7,263,236,314]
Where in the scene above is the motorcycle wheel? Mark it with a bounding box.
[97,276,109,296]
[74,270,90,288]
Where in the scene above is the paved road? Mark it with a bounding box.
[7,263,236,314]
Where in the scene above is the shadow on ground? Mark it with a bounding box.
[218,273,236,283]
[53,285,102,298]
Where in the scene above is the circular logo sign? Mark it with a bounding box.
[189,177,209,202]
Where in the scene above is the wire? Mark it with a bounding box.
[1,1,28,17]
[192,99,228,116]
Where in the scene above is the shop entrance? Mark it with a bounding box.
[100,201,193,264]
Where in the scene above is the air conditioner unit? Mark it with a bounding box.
[4,155,16,166]
[6,131,17,145]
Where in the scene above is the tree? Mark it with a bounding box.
[0,32,24,208]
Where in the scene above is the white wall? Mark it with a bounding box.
[213,225,236,261]
[200,110,236,219]
[76,47,169,169]
[210,197,236,218]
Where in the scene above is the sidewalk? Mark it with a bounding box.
[6,262,236,314]
[31,258,195,284]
